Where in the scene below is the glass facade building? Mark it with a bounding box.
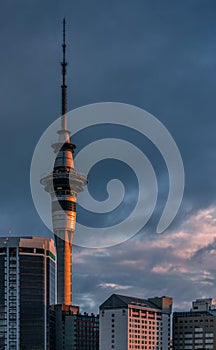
[0,236,56,350]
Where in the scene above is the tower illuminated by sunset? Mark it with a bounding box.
[41,19,87,305]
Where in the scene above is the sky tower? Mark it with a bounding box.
[41,19,87,305]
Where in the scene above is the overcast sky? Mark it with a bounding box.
[1,0,216,314]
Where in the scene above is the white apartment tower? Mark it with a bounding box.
[99,293,173,350]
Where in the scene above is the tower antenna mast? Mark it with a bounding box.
[61,18,67,130]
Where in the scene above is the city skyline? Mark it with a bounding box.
[0,0,216,315]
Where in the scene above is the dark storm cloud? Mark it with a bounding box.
[0,0,216,312]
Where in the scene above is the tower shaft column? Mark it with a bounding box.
[55,234,73,305]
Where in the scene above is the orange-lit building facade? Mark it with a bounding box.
[99,294,172,350]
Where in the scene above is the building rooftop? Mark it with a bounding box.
[100,293,172,313]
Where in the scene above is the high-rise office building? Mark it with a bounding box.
[0,236,56,350]
[41,18,87,306]
[99,293,173,350]
[173,298,216,350]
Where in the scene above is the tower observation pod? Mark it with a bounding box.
[40,19,87,305]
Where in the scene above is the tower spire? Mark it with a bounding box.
[41,19,87,305]
[61,17,67,130]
